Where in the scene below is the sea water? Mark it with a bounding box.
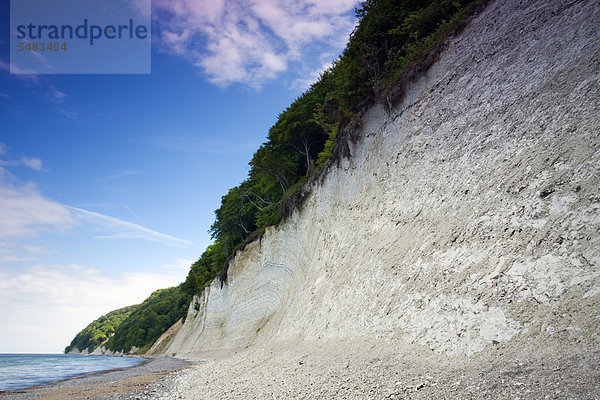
[0,353,145,391]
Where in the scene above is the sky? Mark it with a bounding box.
[0,0,359,353]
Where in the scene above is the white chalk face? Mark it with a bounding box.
[10,0,151,74]
[167,0,600,358]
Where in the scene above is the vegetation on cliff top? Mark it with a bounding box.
[64,305,138,354]
[187,0,486,290]
[66,0,486,354]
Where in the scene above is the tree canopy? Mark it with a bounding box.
[103,287,190,354]
[64,305,138,354]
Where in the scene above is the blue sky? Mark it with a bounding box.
[0,0,358,353]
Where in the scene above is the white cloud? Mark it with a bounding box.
[0,144,190,247]
[0,154,75,265]
[0,252,29,264]
[20,157,42,171]
[154,0,359,88]
[0,242,45,264]
[49,89,68,103]
[0,180,75,238]
[0,263,187,353]
[0,159,190,253]
[68,206,193,248]
[0,143,43,171]
[0,176,191,248]
[0,156,43,171]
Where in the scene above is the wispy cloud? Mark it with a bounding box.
[68,206,193,248]
[0,147,72,239]
[0,246,31,263]
[49,89,68,103]
[154,0,359,88]
[0,179,190,248]
[0,143,43,171]
[20,157,43,171]
[60,109,78,120]
[0,59,40,83]
[0,145,190,248]
[0,179,75,238]
[0,242,46,264]
[121,204,141,222]
[1,60,74,117]
[0,157,43,171]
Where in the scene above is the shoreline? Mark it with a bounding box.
[0,356,191,400]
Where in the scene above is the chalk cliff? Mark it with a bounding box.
[163,0,599,358]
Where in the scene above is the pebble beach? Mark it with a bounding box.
[0,357,190,400]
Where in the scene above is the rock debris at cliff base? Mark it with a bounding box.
[148,339,599,399]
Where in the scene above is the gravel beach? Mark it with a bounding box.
[0,357,191,400]
[147,339,600,400]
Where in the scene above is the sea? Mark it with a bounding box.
[0,353,145,391]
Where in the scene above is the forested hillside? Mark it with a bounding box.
[103,287,190,354]
[64,305,138,354]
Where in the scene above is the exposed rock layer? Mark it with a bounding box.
[165,0,600,358]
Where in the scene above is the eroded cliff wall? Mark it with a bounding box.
[166,0,599,357]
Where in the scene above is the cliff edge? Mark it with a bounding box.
[163,0,599,368]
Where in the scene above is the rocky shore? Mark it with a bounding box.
[0,357,191,400]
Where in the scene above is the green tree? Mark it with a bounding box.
[64,305,138,354]
[104,286,190,354]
